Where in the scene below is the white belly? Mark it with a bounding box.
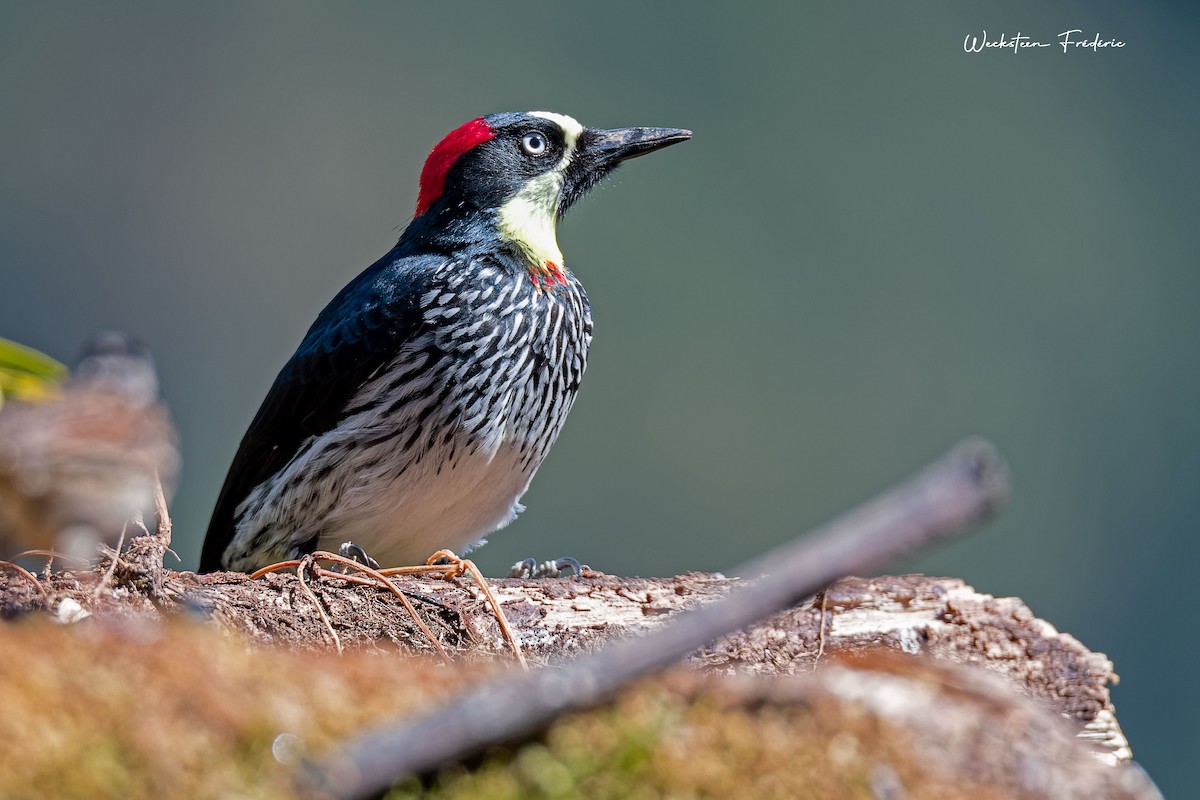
[314,439,533,566]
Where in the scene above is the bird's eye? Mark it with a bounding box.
[521,132,548,156]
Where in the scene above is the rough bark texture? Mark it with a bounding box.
[1,552,1132,773]
[692,574,1131,766]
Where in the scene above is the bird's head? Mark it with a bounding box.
[409,111,690,275]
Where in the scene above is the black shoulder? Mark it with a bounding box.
[199,248,447,571]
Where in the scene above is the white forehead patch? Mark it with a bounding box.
[530,111,583,151]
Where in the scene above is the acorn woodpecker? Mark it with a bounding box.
[199,112,690,573]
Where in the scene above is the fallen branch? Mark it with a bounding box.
[301,438,1008,798]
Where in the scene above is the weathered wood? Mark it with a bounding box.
[693,574,1131,766]
[0,566,1135,770]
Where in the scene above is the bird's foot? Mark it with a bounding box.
[507,556,585,579]
[337,541,380,571]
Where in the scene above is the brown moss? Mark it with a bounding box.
[0,617,468,799]
[0,600,1151,799]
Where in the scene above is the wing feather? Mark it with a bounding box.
[199,248,444,571]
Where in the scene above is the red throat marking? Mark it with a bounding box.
[414,118,495,217]
[530,260,567,289]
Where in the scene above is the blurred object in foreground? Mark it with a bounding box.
[0,333,180,558]
[0,336,68,410]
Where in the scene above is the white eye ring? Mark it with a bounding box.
[521,131,548,156]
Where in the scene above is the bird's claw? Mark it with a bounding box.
[507,556,584,579]
[337,541,380,571]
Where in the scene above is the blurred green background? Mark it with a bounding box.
[2,1,1195,793]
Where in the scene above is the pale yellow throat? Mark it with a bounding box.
[497,171,565,272]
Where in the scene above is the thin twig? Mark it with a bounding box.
[12,550,90,569]
[256,550,528,667]
[301,438,1007,799]
[309,551,451,664]
[249,553,452,662]
[312,569,382,588]
[375,562,464,577]
[152,472,171,545]
[93,521,129,597]
[813,590,829,671]
[249,559,303,579]
[455,556,528,670]
[296,554,343,655]
[395,550,528,670]
[0,559,47,599]
[458,556,525,671]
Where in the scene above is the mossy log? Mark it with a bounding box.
[1,556,1142,787]
[0,441,1159,798]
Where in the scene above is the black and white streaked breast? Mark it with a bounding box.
[219,255,591,571]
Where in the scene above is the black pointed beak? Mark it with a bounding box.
[559,125,691,215]
[583,126,693,165]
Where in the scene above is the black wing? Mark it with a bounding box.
[199,247,444,571]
